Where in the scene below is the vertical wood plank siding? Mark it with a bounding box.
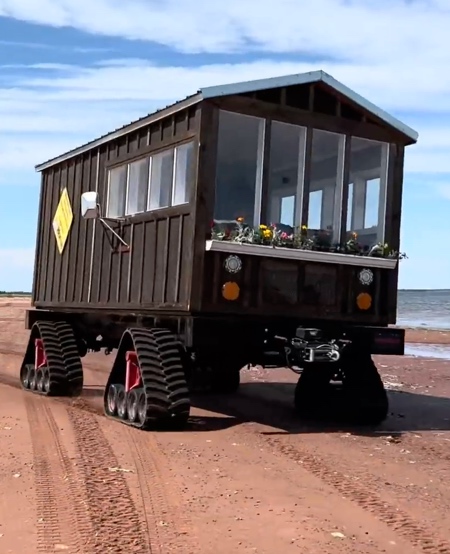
[32,105,200,312]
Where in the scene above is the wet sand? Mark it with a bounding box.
[1,298,450,553]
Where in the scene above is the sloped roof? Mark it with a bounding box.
[35,70,418,172]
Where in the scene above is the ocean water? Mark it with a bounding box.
[397,289,450,330]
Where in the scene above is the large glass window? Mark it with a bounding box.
[266,121,307,228]
[308,129,345,242]
[345,137,389,247]
[126,158,149,215]
[105,140,195,218]
[214,110,265,225]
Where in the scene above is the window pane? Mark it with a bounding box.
[148,149,174,210]
[308,190,322,229]
[214,110,265,226]
[173,142,195,206]
[309,129,345,241]
[107,165,127,218]
[345,138,389,247]
[266,121,306,228]
[280,195,295,227]
[126,158,149,215]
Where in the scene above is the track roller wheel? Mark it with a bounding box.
[116,385,127,419]
[28,368,37,391]
[19,320,84,397]
[36,369,45,392]
[126,389,139,422]
[106,384,120,416]
[20,364,32,390]
[103,327,190,430]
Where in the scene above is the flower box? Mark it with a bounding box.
[205,239,398,269]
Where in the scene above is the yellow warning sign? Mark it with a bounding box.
[52,187,73,254]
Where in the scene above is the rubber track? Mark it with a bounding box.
[66,406,149,553]
[26,397,94,553]
[104,327,190,430]
[53,321,84,395]
[21,321,71,396]
[266,437,450,554]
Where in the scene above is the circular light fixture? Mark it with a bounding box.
[356,292,372,310]
[358,268,373,286]
[222,281,240,301]
[224,254,242,274]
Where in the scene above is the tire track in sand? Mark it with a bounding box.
[124,425,193,554]
[26,396,94,553]
[264,436,450,554]
[65,406,149,553]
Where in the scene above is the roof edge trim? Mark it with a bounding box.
[35,93,203,172]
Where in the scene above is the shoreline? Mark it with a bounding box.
[1,297,449,345]
[391,326,450,345]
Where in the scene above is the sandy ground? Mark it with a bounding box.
[1,299,450,553]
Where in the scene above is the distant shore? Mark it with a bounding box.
[1,295,449,344]
[402,327,450,345]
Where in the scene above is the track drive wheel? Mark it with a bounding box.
[103,327,190,430]
[19,320,83,397]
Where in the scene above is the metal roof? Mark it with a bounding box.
[35,70,418,172]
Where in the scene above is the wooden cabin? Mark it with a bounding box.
[31,70,417,327]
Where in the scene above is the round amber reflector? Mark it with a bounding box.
[356,292,372,310]
[222,281,240,301]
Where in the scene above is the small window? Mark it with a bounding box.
[173,142,195,206]
[107,165,127,218]
[126,157,149,215]
[148,149,174,210]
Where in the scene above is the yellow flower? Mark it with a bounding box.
[259,224,267,230]
[263,229,272,239]
[236,216,244,223]
[301,224,308,231]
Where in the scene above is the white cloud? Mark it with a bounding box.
[1,1,450,290]
[0,1,450,184]
[0,0,449,60]
[0,58,450,181]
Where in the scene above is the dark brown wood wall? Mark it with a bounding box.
[32,104,200,312]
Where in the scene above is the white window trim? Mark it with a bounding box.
[105,169,112,217]
[125,158,150,217]
[253,119,266,228]
[294,127,307,227]
[170,147,178,206]
[124,163,131,217]
[347,144,390,242]
[146,156,154,212]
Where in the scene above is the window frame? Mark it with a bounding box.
[104,138,196,219]
[212,110,393,247]
[345,138,390,243]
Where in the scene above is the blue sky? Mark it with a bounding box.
[0,0,450,291]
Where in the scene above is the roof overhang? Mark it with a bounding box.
[35,70,418,173]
